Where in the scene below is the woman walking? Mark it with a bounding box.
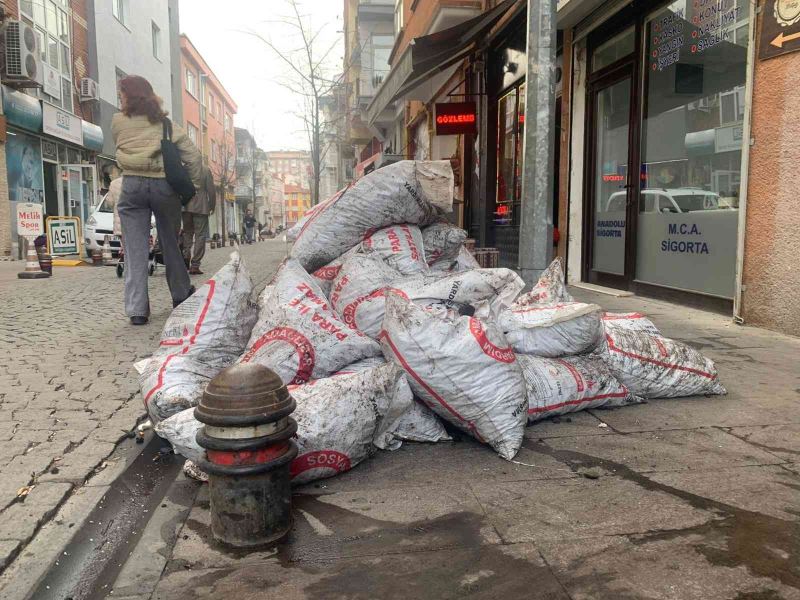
[113,75,202,325]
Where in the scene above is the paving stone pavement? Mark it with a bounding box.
[0,240,288,574]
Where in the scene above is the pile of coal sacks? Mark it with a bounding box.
[146,160,726,484]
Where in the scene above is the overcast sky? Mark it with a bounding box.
[178,0,345,152]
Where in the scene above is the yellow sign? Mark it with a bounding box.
[225,192,235,202]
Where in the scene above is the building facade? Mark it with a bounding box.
[180,34,237,239]
[1,0,105,258]
[362,0,799,336]
[284,183,311,229]
[266,150,311,190]
[87,0,179,186]
[234,127,269,228]
[319,86,350,200]
[266,173,285,232]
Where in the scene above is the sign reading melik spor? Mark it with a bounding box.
[16,202,44,238]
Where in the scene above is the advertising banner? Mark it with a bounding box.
[6,130,44,203]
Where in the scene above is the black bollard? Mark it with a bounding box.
[195,364,298,547]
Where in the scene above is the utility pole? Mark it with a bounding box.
[518,0,557,286]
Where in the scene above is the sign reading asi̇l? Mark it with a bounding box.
[16,203,44,238]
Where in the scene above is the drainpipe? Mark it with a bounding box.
[732,0,758,324]
[517,0,558,286]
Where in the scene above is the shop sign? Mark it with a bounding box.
[434,102,477,135]
[46,217,81,256]
[82,120,104,152]
[1,85,43,132]
[42,64,61,99]
[16,203,44,238]
[715,124,744,153]
[760,0,800,60]
[42,102,82,145]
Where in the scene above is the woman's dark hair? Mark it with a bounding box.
[119,75,167,123]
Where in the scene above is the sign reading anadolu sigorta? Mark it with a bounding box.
[435,102,477,136]
[760,0,800,60]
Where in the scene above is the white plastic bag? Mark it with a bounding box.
[363,224,427,275]
[602,312,661,335]
[239,259,380,384]
[514,257,574,306]
[429,246,480,274]
[290,161,454,271]
[140,253,256,422]
[519,355,639,423]
[598,329,727,398]
[289,364,408,484]
[497,302,604,357]
[154,408,204,463]
[310,247,358,299]
[380,293,527,460]
[422,222,467,266]
[334,358,451,445]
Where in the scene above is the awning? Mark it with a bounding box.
[367,0,516,126]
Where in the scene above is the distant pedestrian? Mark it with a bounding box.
[243,210,257,244]
[182,165,216,274]
[113,75,202,326]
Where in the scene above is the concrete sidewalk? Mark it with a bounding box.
[124,289,800,600]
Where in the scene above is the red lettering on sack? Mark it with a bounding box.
[240,326,315,384]
[290,450,351,478]
[342,288,408,331]
[144,280,216,406]
[400,225,420,260]
[468,318,516,363]
[313,264,342,281]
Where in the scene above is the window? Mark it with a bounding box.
[22,0,73,112]
[208,93,216,117]
[151,22,161,60]
[187,123,198,146]
[112,0,128,27]
[394,0,403,35]
[115,67,127,106]
[224,113,231,132]
[211,141,219,163]
[186,69,197,97]
[216,100,222,118]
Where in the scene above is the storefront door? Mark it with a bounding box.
[587,71,634,285]
[583,1,749,305]
[60,164,97,226]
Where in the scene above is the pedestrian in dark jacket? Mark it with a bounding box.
[182,166,216,274]
[243,210,257,244]
[112,75,202,326]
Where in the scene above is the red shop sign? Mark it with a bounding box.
[435,102,477,136]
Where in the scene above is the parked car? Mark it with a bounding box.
[84,192,155,257]
[605,188,722,213]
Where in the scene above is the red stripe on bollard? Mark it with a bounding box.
[207,442,290,467]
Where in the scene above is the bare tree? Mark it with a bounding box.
[245,0,346,205]
[212,144,238,244]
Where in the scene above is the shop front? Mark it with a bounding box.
[3,86,104,256]
[574,0,750,307]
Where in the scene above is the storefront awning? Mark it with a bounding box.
[366,0,516,126]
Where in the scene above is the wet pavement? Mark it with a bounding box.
[116,288,800,600]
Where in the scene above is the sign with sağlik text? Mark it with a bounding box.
[42,102,82,145]
[435,102,477,136]
[760,0,800,60]
[16,203,44,238]
[47,217,81,256]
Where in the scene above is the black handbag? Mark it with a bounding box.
[161,118,196,206]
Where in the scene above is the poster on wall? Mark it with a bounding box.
[6,130,44,204]
[760,0,800,60]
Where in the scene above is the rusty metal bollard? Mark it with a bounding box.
[194,363,297,547]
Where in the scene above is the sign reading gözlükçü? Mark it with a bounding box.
[760,0,800,60]
[435,102,477,136]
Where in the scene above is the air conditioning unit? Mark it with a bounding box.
[80,77,99,101]
[0,20,40,86]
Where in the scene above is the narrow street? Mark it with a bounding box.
[0,240,289,588]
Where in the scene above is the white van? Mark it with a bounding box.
[605,188,722,213]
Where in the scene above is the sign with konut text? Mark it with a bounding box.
[16,203,44,238]
[434,102,477,136]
